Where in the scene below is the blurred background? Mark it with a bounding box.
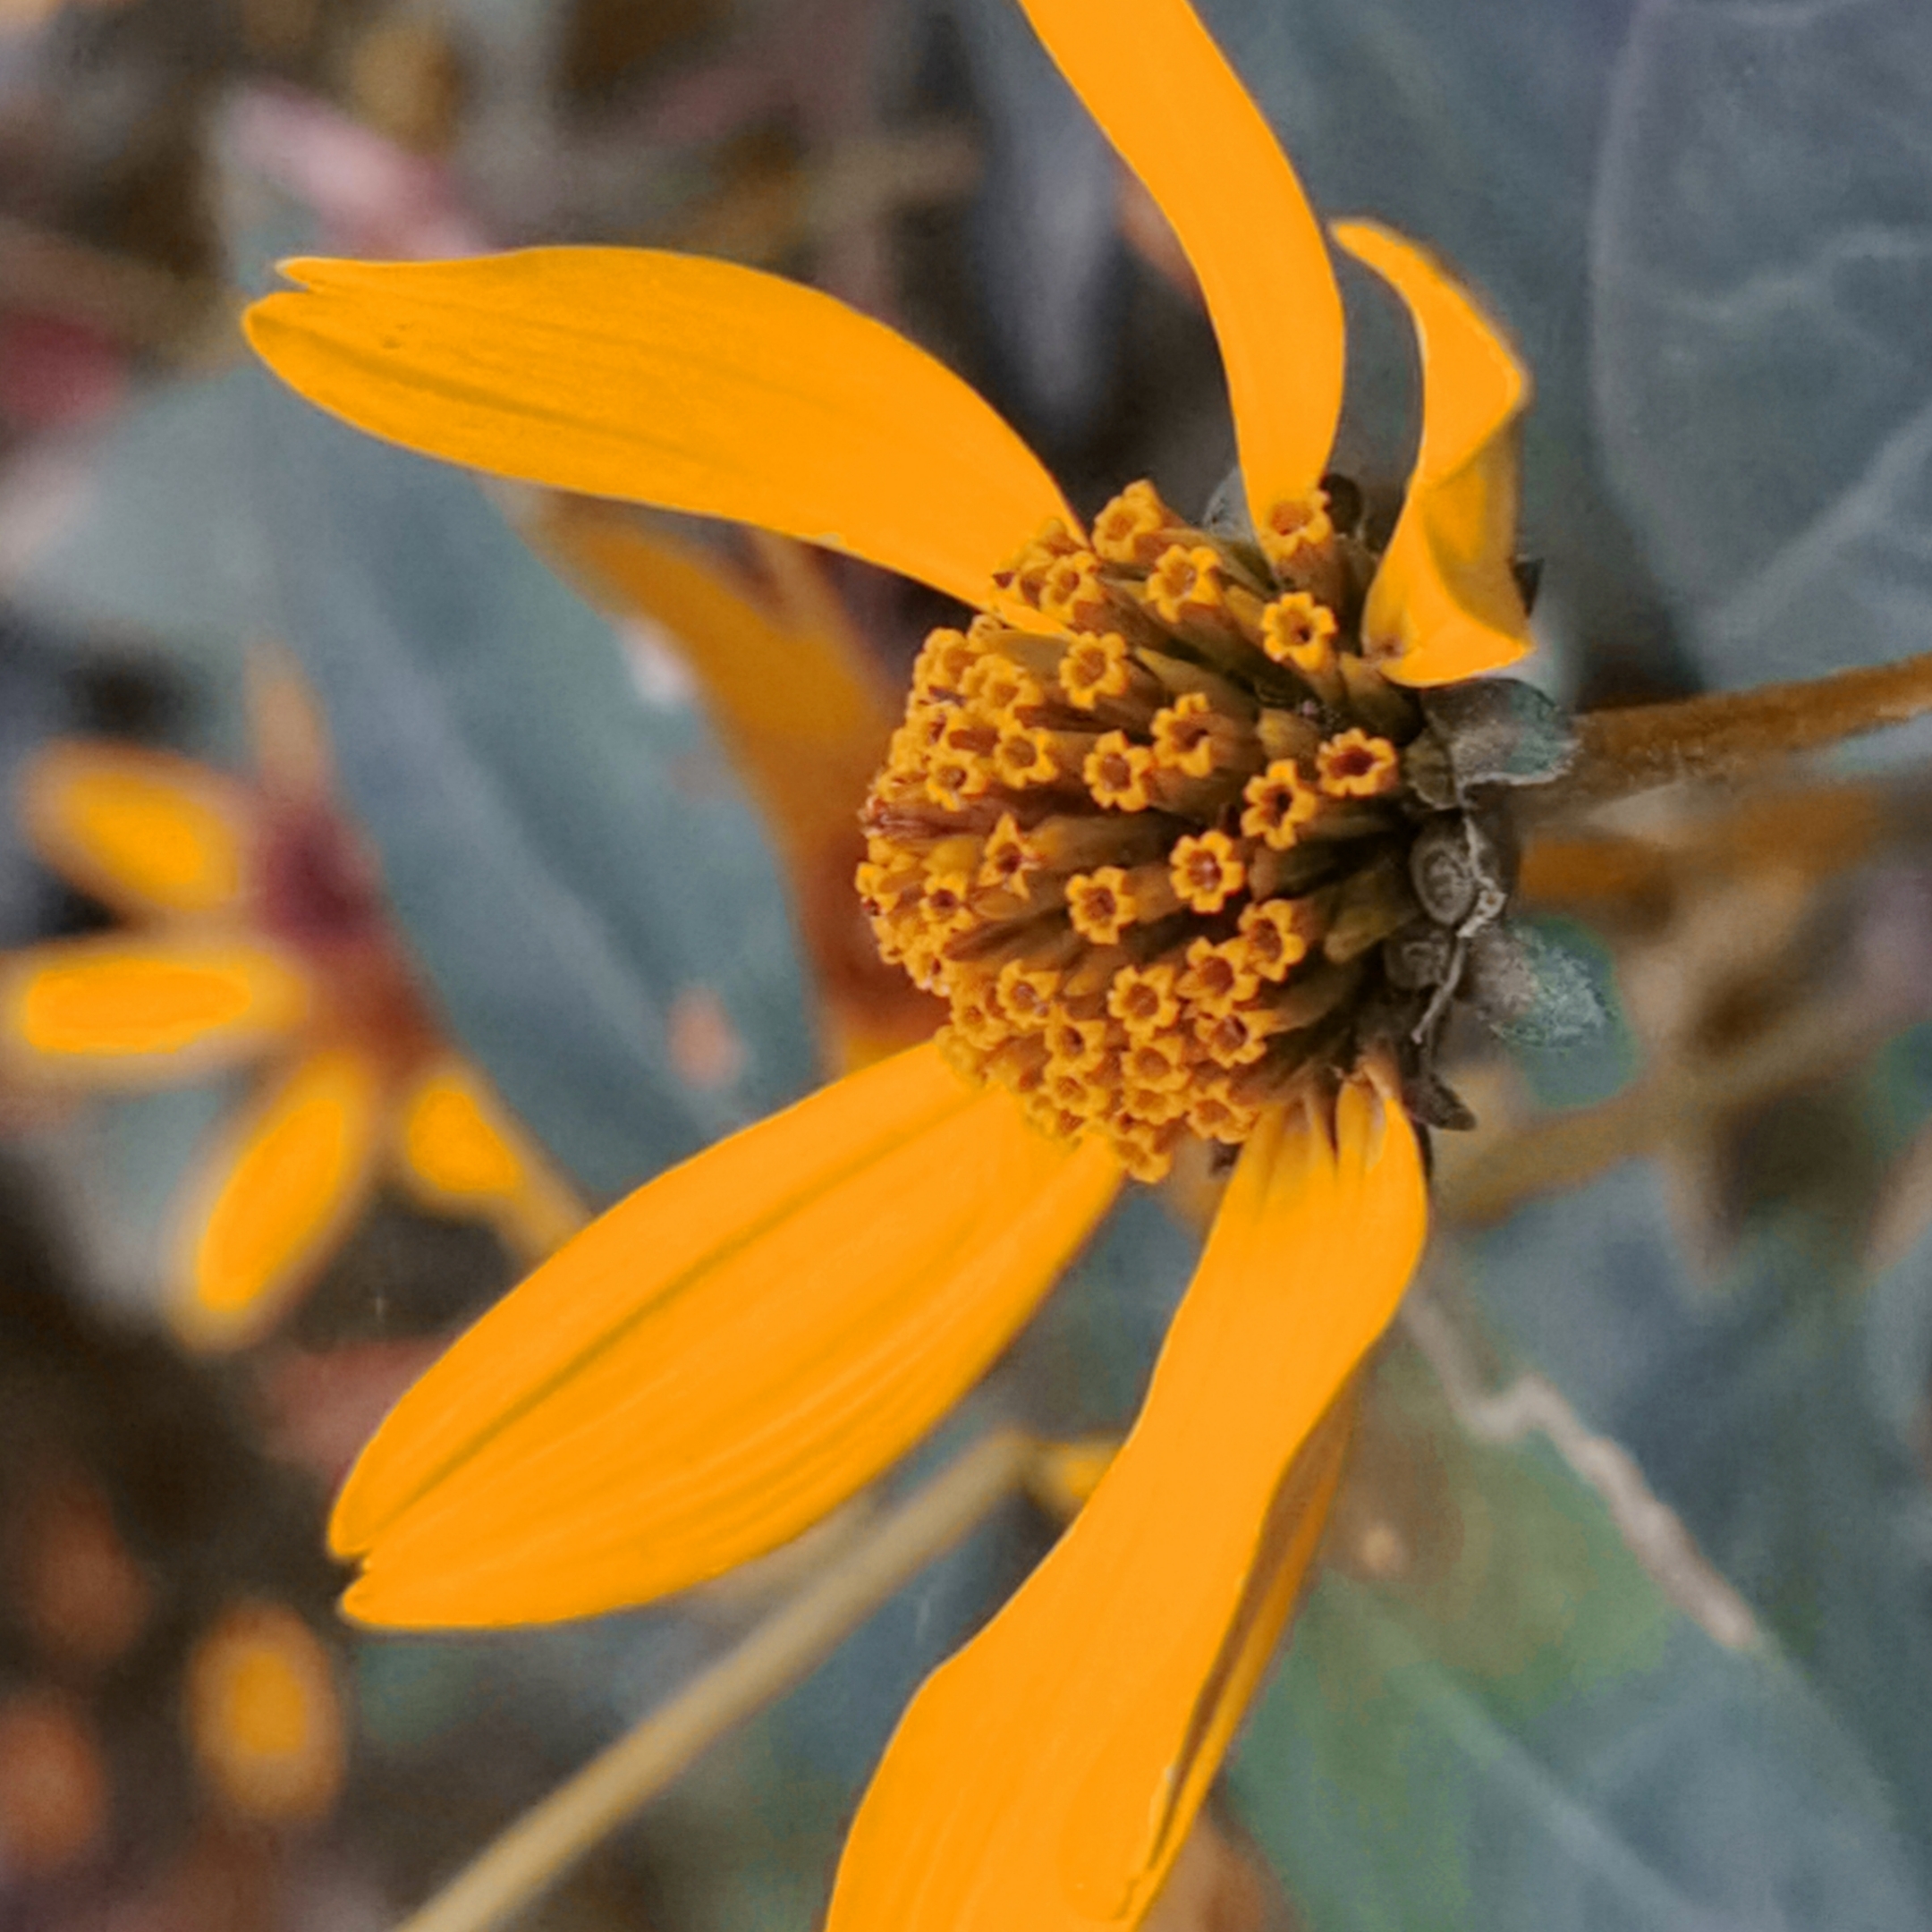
[4,0,1932,1926]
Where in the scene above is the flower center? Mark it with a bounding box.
[859,478,1507,1181]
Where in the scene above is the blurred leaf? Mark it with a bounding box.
[241,368,820,1196]
[15,365,819,1198]
[1197,0,1682,699]
[938,0,1127,461]
[1593,0,1932,697]
[1233,1339,1928,1928]
[1455,1022,1932,1897]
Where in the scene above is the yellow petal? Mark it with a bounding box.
[331,1043,1122,1627]
[245,251,1075,612]
[392,1055,588,1260]
[171,1047,385,1352]
[20,741,251,917]
[0,933,310,1085]
[826,1074,1426,1932]
[540,505,939,1070]
[1017,0,1343,523]
[184,1600,345,1825]
[542,505,887,877]
[1336,221,1535,686]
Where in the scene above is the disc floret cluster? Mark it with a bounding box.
[860,479,1459,1181]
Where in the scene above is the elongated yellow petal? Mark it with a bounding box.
[1337,221,1534,687]
[391,1056,587,1261]
[20,741,252,917]
[0,933,310,1086]
[245,251,1075,612]
[332,1043,1122,1626]
[1017,0,1343,526]
[171,1047,386,1352]
[827,1074,1426,1932]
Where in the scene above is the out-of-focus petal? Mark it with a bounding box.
[170,1047,385,1352]
[1336,221,1534,687]
[540,505,937,1069]
[19,741,252,918]
[244,250,1076,612]
[184,1600,345,1825]
[331,1044,1122,1627]
[0,933,310,1085]
[1016,0,1343,525]
[827,1076,1426,1932]
[391,1055,587,1260]
[540,507,893,869]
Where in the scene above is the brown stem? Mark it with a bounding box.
[1532,649,1932,815]
[1434,1000,1889,1227]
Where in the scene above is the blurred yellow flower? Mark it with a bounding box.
[0,659,581,1352]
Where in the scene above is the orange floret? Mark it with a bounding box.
[1091,480,1185,567]
[995,961,1061,1030]
[1316,728,1401,799]
[1169,830,1247,914]
[1149,693,1226,780]
[1067,864,1180,944]
[1083,733,1158,813]
[1144,545,1226,627]
[1235,896,1322,980]
[1240,761,1320,849]
[1106,962,1182,1037]
[1121,1030,1190,1094]
[1178,937,1261,1015]
[1258,592,1338,675]
[993,518,1080,608]
[1258,489,1335,573]
[976,814,1040,896]
[1039,551,1114,632]
[911,627,983,699]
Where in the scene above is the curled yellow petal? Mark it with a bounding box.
[20,741,251,917]
[826,1074,1426,1932]
[1017,0,1343,524]
[1336,220,1534,686]
[0,933,310,1085]
[392,1056,587,1261]
[171,1047,385,1352]
[245,250,1075,612]
[331,1043,1123,1628]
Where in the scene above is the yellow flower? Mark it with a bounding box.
[244,0,1536,1921]
[0,661,580,1352]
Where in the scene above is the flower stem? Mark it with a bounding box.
[1535,648,1932,813]
[1433,998,1887,1227]
[392,1429,1038,1932]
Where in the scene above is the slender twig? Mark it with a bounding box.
[1402,1294,1758,1650]
[1435,1000,1892,1228]
[393,1429,1038,1932]
[1531,649,1932,816]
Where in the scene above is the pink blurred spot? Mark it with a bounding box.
[224,87,486,260]
[0,313,126,428]
[255,1337,456,1494]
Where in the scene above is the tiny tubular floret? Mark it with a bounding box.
[860,477,1504,1179]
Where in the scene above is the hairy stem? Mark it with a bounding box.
[394,1430,1038,1932]
[1533,648,1932,814]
